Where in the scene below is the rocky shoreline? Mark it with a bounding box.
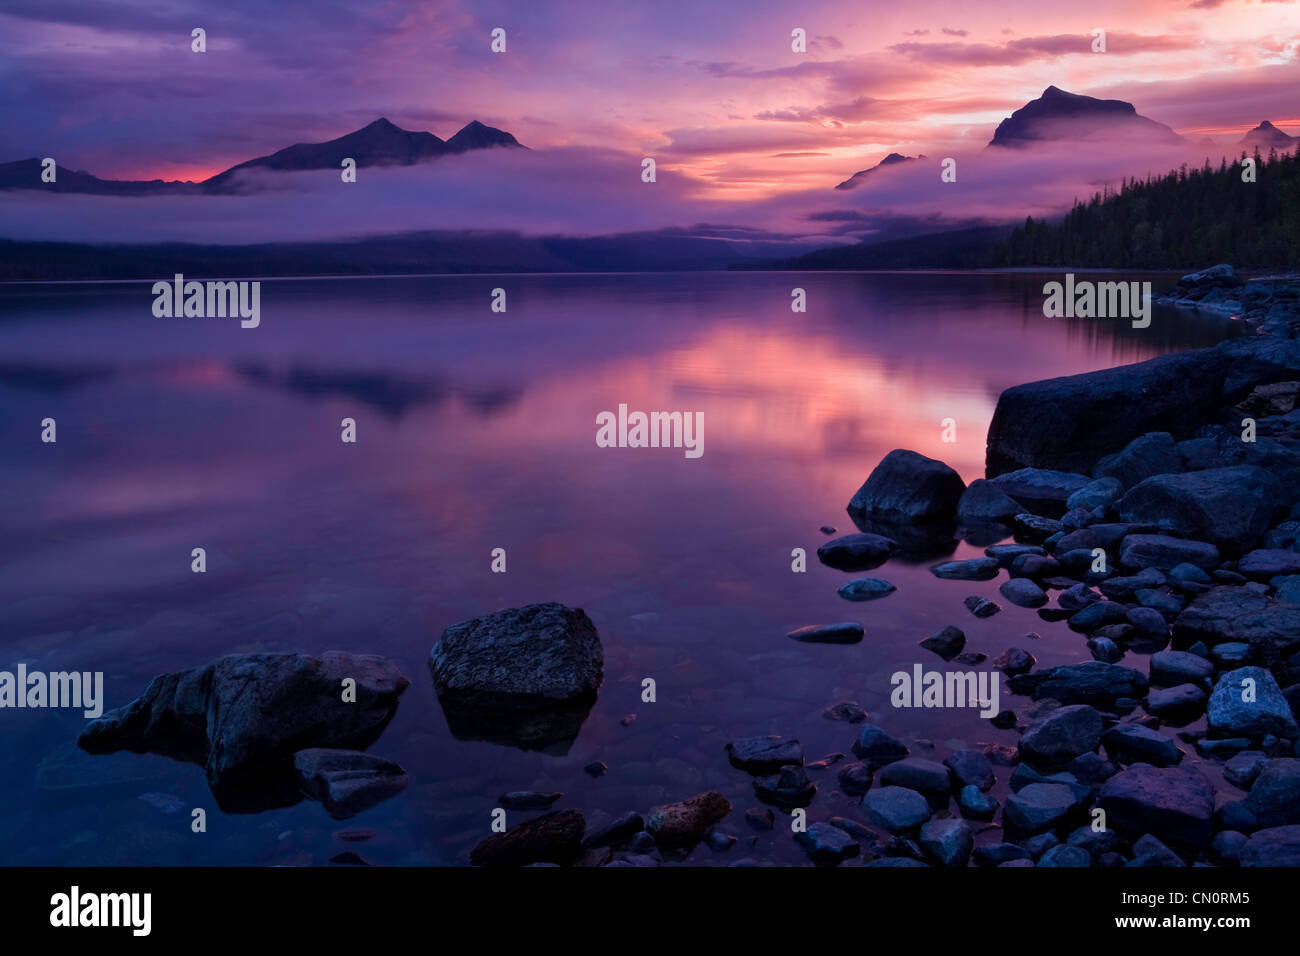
[74,265,1300,865]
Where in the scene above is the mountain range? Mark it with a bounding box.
[0,118,523,195]
[831,86,1295,197]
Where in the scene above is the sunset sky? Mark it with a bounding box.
[1,0,1298,244]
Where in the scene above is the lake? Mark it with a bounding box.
[0,271,1239,865]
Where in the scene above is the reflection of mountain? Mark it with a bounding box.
[234,362,524,420]
[0,118,524,196]
[0,229,816,281]
[236,363,449,418]
[0,361,115,393]
[988,86,1184,148]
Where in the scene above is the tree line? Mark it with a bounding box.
[991,145,1300,269]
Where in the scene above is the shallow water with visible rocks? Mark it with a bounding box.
[0,272,1244,865]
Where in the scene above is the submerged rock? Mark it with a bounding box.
[822,701,867,723]
[428,603,602,753]
[78,652,409,811]
[646,791,732,846]
[726,736,804,773]
[498,791,563,810]
[787,622,864,644]
[837,578,897,601]
[470,809,585,866]
[294,749,409,819]
[852,724,909,766]
[754,765,817,808]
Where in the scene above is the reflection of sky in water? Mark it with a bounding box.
[0,273,1237,864]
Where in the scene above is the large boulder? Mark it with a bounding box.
[986,348,1235,476]
[78,652,409,809]
[428,603,603,753]
[1098,765,1215,847]
[1117,466,1286,555]
[848,449,966,525]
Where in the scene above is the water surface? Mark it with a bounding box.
[0,272,1238,864]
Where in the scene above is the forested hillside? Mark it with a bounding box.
[992,146,1300,269]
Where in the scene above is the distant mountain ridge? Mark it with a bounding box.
[835,152,925,190]
[987,86,1184,148]
[832,86,1190,190]
[0,118,524,195]
[1238,120,1297,150]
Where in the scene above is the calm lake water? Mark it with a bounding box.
[0,272,1239,865]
